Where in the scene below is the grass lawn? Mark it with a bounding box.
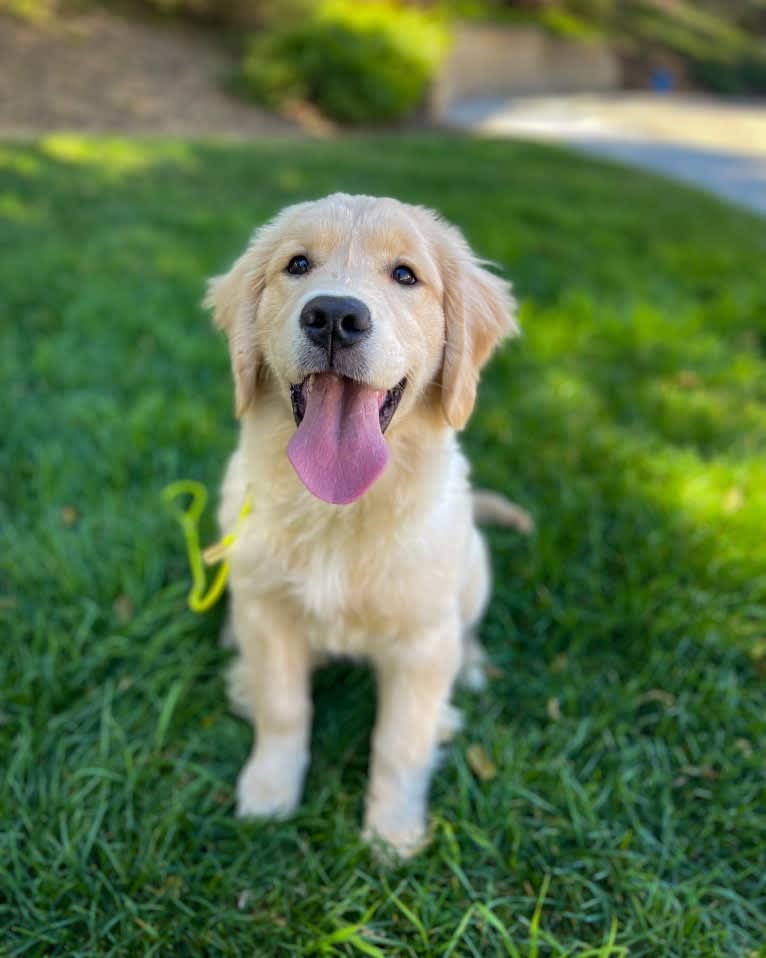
[1,135,765,957]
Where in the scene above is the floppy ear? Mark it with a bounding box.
[440,232,518,430]
[203,239,269,418]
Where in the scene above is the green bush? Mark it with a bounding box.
[690,49,766,94]
[128,0,306,27]
[622,0,766,94]
[238,0,450,124]
[439,0,766,93]
[0,0,55,20]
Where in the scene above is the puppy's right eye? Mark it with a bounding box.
[286,255,311,276]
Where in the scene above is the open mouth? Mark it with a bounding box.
[290,374,407,433]
[286,373,408,506]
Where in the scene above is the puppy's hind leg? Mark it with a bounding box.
[219,608,238,649]
[226,653,253,721]
[457,529,491,691]
[460,631,488,692]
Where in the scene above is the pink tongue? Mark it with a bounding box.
[287,373,388,504]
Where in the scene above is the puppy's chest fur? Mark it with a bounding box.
[221,420,470,655]
[235,527,399,654]
[231,496,461,654]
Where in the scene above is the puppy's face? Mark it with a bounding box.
[206,194,517,504]
[255,197,446,432]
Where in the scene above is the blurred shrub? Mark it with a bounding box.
[3,0,763,97]
[535,6,602,39]
[129,0,311,27]
[0,0,56,20]
[690,49,766,95]
[442,0,766,94]
[237,0,450,124]
[621,0,766,94]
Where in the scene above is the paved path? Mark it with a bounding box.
[447,93,766,215]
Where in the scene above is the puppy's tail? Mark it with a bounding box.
[472,489,534,535]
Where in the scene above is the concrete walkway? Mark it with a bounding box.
[447,93,766,215]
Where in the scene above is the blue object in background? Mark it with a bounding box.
[650,68,674,92]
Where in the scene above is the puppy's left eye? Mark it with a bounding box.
[392,264,417,286]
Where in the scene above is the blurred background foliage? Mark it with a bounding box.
[236,1,450,124]
[2,0,765,117]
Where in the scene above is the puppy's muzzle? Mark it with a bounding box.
[300,295,371,360]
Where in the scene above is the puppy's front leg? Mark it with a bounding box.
[364,619,461,857]
[233,597,312,820]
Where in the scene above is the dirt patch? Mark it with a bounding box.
[0,9,299,136]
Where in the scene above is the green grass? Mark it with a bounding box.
[1,135,765,957]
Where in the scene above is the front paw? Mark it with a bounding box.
[363,807,428,859]
[236,748,306,820]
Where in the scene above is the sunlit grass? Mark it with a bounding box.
[1,136,764,957]
[40,134,198,174]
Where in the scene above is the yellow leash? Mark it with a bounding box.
[162,480,252,613]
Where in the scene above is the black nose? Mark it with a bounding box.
[299,295,372,354]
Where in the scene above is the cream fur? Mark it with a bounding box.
[206,193,521,857]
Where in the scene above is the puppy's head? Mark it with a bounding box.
[205,194,517,504]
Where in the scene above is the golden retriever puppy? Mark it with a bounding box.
[205,193,527,857]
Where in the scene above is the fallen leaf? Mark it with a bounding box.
[680,765,720,780]
[640,689,676,708]
[550,653,568,673]
[675,370,700,389]
[466,744,497,781]
[112,594,134,623]
[536,585,553,606]
[60,505,79,527]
